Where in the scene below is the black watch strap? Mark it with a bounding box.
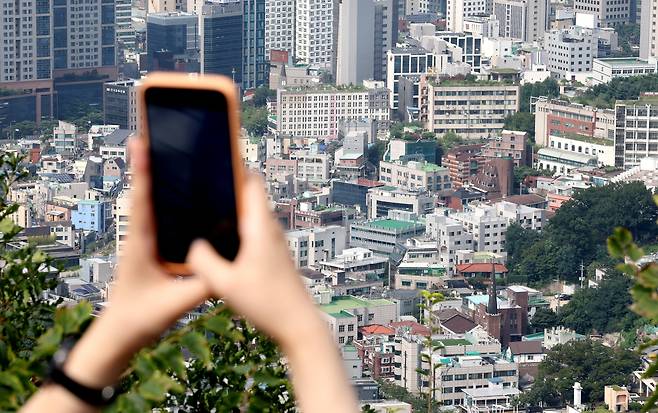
[48,339,119,407]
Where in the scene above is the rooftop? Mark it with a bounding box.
[551,132,612,146]
[595,57,653,66]
[320,296,394,316]
[437,338,472,346]
[361,219,424,231]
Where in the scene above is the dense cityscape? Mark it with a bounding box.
[2,0,658,411]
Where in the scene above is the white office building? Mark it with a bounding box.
[379,160,452,192]
[336,0,375,85]
[425,213,475,275]
[614,95,658,169]
[640,0,658,59]
[367,187,435,219]
[265,0,296,57]
[295,0,335,67]
[591,57,658,85]
[493,0,548,42]
[493,200,547,231]
[386,46,436,109]
[286,225,347,268]
[450,206,508,256]
[547,133,615,166]
[277,83,390,140]
[446,0,488,32]
[544,29,596,79]
[116,0,136,51]
[574,0,631,27]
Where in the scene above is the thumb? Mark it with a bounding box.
[187,240,235,294]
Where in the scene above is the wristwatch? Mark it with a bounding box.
[47,337,119,406]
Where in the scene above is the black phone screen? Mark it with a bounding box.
[145,87,239,264]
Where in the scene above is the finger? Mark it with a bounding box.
[187,240,235,295]
[157,276,210,322]
[239,174,277,239]
[126,137,155,250]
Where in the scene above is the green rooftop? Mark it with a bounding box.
[366,219,423,231]
[320,296,394,315]
[378,185,398,191]
[597,57,651,66]
[523,332,544,341]
[419,162,448,173]
[552,131,613,146]
[438,338,471,346]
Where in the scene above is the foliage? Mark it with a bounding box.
[377,380,441,413]
[512,166,552,193]
[242,106,269,137]
[530,307,559,332]
[439,131,463,150]
[511,182,658,283]
[612,23,641,57]
[504,112,535,139]
[558,272,641,334]
[418,291,445,413]
[505,223,541,271]
[107,305,294,412]
[517,340,640,407]
[390,121,425,140]
[574,74,658,108]
[247,86,276,108]
[520,78,560,112]
[368,139,388,167]
[1,120,58,139]
[0,150,294,411]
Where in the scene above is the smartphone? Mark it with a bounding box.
[138,73,243,274]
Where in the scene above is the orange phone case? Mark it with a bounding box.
[137,72,244,275]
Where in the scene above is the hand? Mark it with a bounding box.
[187,175,322,350]
[63,138,210,388]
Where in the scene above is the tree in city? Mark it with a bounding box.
[0,149,294,411]
[575,74,658,108]
[519,78,560,112]
[505,223,541,272]
[530,307,560,332]
[503,112,535,139]
[248,86,277,108]
[518,340,640,407]
[558,272,641,334]
[513,182,658,284]
[242,106,269,137]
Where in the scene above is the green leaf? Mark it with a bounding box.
[133,353,157,381]
[204,314,233,336]
[137,371,183,402]
[0,372,25,393]
[34,324,63,359]
[253,371,286,387]
[55,302,92,335]
[607,236,624,258]
[232,363,254,375]
[0,217,18,234]
[114,392,150,413]
[181,331,211,369]
[152,342,187,380]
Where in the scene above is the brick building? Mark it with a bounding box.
[442,144,486,188]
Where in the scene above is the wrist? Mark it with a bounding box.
[64,311,137,388]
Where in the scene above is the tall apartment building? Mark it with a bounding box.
[265,0,295,57]
[53,0,117,70]
[148,0,178,12]
[374,0,399,81]
[146,12,199,70]
[367,187,435,219]
[336,0,375,86]
[450,205,509,255]
[103,79,140,131]
[421,77,521,140]
[276,83,390,140]
[493,0,548,42]
[544,29,596,80]
[425,213,475,275]
[289,149,331,182]
[493,200,547,230]
[640,0,657,59]
[201,0,266,90]
[0,0,52,83]
[446,0,488,32]
[574,0,631,26]
[286,225,347,268]
[379,160,452,191]
[386,46,436,109]
[295,0,336,68]
[116,0,136,51]
[614,94,658,169]
[533,96,616,147]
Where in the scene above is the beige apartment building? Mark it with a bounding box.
[421,77,521,140]
[379,160,452,192]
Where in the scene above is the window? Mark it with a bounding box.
[338,325,345,333]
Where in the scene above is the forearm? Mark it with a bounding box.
[281,318,359,413]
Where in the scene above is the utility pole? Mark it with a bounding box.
[579,261,585,289]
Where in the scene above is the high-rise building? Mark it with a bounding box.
[436,32,483,72]
[0,0,52,83]
[574,0,631,26]
[265,0,296,57]
[494,0,548,42]
[374,0,399,81]
[640,0,657,59]
[336,0,375,85]
[200,0,266,90]
[295,0,336,68]
[116,0,136,52]
[386,46,436,109]
[146,12,199,71]
[52,0,117,71]
[147,0,178,12]
[544,29,596,79]
[103,79,140,131]
[614,94,658,169]
[446,0,488,32]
